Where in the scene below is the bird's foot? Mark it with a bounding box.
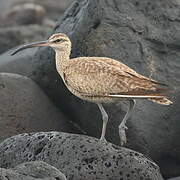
[100,136,107,143]
[119,124,128,146]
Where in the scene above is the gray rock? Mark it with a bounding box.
[6,3,46,26]
[0,161,67,180]
[0,132,164,180]
[168,177,180,180]
[0,0,179,178]
[0,0,74,21]
[0,73,81,142]
[56,1,180,178]
[0,25,51,54]
[33,0,74,20]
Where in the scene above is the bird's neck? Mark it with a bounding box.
[55,49,70,74]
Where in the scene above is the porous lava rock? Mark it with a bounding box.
[0,161,67,180]
[0,132,164,180]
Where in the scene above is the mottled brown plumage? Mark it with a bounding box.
[63,57,171,103]
[12,33,172,146]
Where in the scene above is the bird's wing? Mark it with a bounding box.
[95,57,167,86]
[64,57,168,98]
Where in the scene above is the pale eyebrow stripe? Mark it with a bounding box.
[49,38,67,42]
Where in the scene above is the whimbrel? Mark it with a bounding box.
[12,33,172,146]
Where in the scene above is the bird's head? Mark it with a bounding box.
[11,33,71,55]
[48,33,71,52]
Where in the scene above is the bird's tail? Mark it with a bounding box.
[148,97,172,105]
[147,80,173,105]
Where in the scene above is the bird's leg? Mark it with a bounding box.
[97,103,108,142]
[119,99,136,146]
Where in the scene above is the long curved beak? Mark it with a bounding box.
[11,40,49,56]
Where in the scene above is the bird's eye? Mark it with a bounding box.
[55,39,61,43]
[54,39,66,43]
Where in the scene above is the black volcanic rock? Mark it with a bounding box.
[0,132,164,180]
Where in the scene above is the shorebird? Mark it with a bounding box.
[11,33,172,146]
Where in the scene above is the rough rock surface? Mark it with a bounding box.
[0,132,164,180]
[0,161,67,180]
[56,1,180,178]
[0,73,80,142]
[0,0,179,178]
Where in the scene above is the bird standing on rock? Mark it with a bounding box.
[11,33,172,146]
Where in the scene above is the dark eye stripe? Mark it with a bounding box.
[54,39,66,43]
